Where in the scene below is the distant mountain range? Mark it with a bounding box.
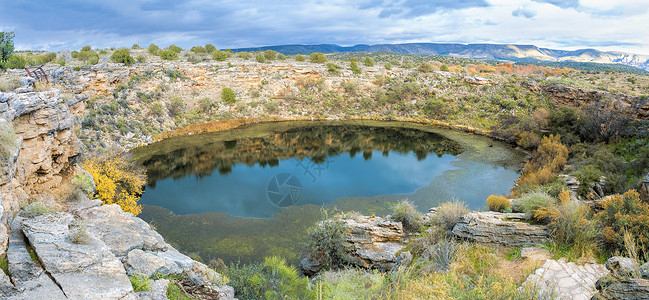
[232,43,649,71]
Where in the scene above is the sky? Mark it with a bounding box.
[1,0,648,55]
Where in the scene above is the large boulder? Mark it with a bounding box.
[606,256,641,278]
[596,279,649,300]
[451,211,550,247]
[77,204,168,257]
[301,215,405,275]
[124,248,194,277]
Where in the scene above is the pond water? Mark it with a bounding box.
[132,120,526,265]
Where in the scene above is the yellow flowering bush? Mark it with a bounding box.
[82,150,146,215]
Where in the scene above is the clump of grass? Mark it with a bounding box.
[0,76,20,92]
[316,268,385,299]
[514,190,555,219]
[0,256,9,276]
[430,199,469,232]
[21,202,54,218]
[391,200,423,232]
[129,274,151,292]
[486,195,511,212]
[68,219,92,245]
[536,201,598,261]
[167,282,195,300]
[0,120,18,170]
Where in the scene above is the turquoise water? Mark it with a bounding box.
[139,151,455,218]
[134,122,525,264]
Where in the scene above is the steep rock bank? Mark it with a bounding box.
[0,79,234,299]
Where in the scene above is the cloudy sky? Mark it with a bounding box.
[1,0,648,55]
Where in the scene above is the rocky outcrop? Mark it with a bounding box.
[593,256,649,299]
[451,211,550,247]
[301,215,406,275]
[521,258,608,300]
[1,79,83,231]
[540,83,649,120]
[21,212,135,299]
[597,279,649,300]
[5,216,67,299]
[0,202,234,299]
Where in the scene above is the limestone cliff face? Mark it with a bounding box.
[535,83,649,120]
[1,78,83,237]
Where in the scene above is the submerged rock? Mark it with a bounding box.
[451,211,550,247]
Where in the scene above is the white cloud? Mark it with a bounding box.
[1,0,648,55]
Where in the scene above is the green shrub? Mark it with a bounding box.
[129,274,151,292]
[263,50,277,60]
[364,57,375,66]
[151,102,164,116]
[305,210,352,270]
[168,97,184,117]
[392,200,423,232]
[515,191,556,219]
[255,54,265,63]
[431,199,469,232]
[595,190,649,258]
[237,52,251,60]
[168,45,182,53]
[199,97,215,112]
[78,50,99,65]
[350,61,361,74]
[71,51,78,58]
[190,46,205,54]
[205,44,216,53]
[221,88,236,104]
[6,55,26,69]
[81,45,91,51]
[160,50,177,60]
[212,50,228,61]
[110,49,134,66]
[294,54,305,61]
[277,53,287,60]
[384,62,392,70]
[486,195,511,212]
[57,59,65,66]
[309,52,326,63]
[148,43,159,55]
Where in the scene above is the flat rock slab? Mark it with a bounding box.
[522,259,609,300]
[21,212,135,299]
[79,204,167,257]
[124,248,194,277]
[5,216,66,300]
[452,211,550,247]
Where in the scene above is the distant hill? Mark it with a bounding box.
[232,43,649,71]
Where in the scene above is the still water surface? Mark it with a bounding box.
[133,121,526,265]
